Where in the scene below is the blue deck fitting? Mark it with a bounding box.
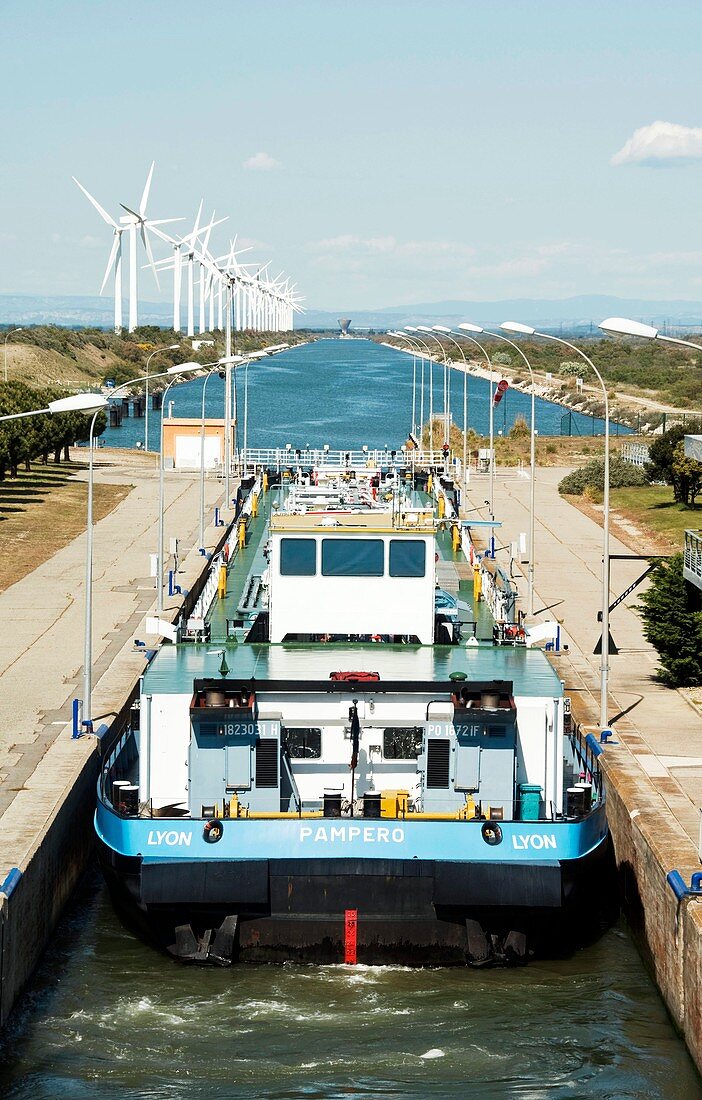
[0,867,22,898]
[667,870,702,901]
[584,733,604,759]
[72,698,82,739]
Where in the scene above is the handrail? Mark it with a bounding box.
[185,477,262,631]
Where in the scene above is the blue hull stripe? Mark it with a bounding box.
[96,800,608,864]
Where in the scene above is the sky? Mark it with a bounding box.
[1,0,702,312]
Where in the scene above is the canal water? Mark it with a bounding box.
[100,337,618,453]
[0,336,692,1098]
[0,873,699,1099]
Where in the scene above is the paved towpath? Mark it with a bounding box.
[0,453,226,822]
[463,465,702,845]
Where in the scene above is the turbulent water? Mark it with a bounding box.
[0,876,699,1099]
[100,337,620,452]
[1,337,692,1097]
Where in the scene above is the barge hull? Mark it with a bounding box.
[99,839,615,962]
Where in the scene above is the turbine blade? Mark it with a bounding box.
[73,177,119,229]
[140,160,155,217]
[100,232,120,294]
[120,202,141,220]
[141,224,160,290]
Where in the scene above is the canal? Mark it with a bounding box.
[99,337,618,452]
[0,337,694,1099]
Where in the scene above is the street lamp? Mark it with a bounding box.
[406,327,437,449]
[3,328,23,384]
[0,391,107,422]
[388,331,420,437]
[82,369,193,729]
[504,320,611,729]
[599,316,702,354]
[432,326,470,488]
[418,326,451,446]
[199,355,243,552]
[236,345,283,470]
[144,343,180,451]
[157,362,202,613]
[459,323,537,615]
[390,330,425,438]
[456,324,496,515]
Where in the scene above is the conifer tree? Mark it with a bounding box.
[638,554,702,686]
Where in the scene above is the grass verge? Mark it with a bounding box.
[565,483,702,554]
[0,466,132,591]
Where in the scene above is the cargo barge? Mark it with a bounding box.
[96,450,611,966]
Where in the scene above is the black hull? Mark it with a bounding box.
[99,837,617,964]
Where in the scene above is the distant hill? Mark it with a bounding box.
[1,292,702,335]
[0,294,171,328]
[303,295,702,333]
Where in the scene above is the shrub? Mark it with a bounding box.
[491,351,511,366]
[559,361,582,377]
[582,483,604,504]
[509,414,530,439]
[558,453,649,496]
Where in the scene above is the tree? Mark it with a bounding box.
[671,440,702,505]
[491,351,511,367]
[639,554,702,686]
[645,419,702,503]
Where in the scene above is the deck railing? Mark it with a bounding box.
[183,476,262,636]
[684,529,702,591]
[237,447,449,473]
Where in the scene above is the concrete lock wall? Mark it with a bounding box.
[598,736,702,1066]
[0,741,99,1027]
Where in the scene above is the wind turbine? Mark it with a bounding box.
[118,162,183,332]
[72,176,125,333]
[150,208,227,336]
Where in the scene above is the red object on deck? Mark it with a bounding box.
[329,671,380,682]
[344,909,358,964]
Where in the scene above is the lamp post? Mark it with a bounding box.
[0,387,109,730]
[144,343,179,451]
[456,324,496,515]
[406,327,436,449]
[388,330,419,437]
[418,325,451,446]
[198,356,243,552]
[81,370,195,728]
[157,363,202,614]
[390,330,425,438]
[3,328,23,384]
[432,326,471,488]
[504,321,611,729]
[459,324,537,615]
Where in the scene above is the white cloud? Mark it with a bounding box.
[611,121,702,167]
[243,152,280,171]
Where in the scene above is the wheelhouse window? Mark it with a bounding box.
[383,727,423,759]
[283,727,322,759]
[389,539,426,577]
[321,538,384,577]
[280,538,317,576]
